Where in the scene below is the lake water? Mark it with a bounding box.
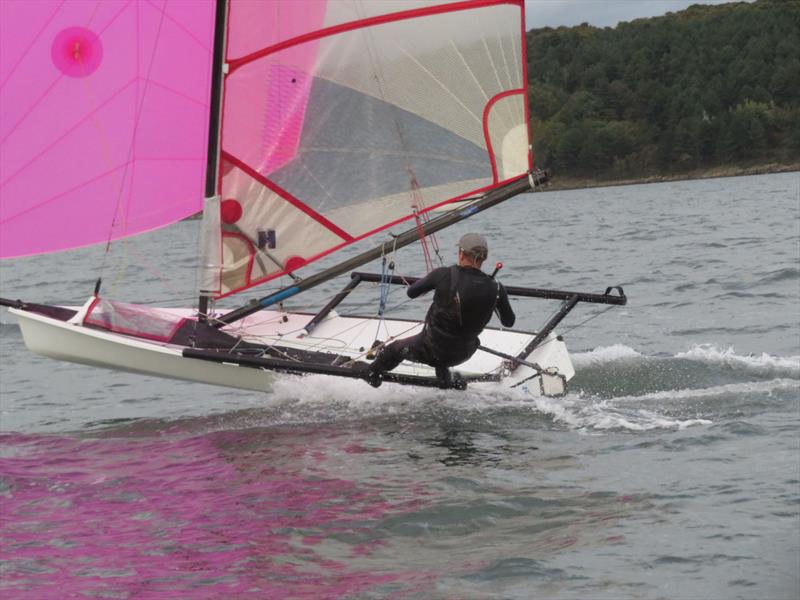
[1,172,798,599]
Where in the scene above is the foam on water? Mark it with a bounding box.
[523,393,713,433]
[574,344,800,379]
[676,344,800,378]
[609,377,799,404]
[259,373,712,434]
[571,344,644,366]
[247,343,799,434]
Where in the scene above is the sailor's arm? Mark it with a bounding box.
[407,267,447,299]
[496,285,515,327]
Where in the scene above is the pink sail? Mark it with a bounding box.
[0,0,216,259]
[214,0,532,298]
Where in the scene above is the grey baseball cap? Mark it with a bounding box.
[458,232,488,255]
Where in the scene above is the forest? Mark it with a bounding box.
[525,0,800,182]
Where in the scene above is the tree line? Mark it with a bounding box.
[526,0,800,181]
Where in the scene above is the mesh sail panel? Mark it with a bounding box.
[214,0,529,297]
[84,299,187,342]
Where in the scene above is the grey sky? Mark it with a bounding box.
[525,0,743,30]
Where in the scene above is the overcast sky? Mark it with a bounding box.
[525,0,743,29]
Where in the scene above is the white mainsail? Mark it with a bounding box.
[206,0,532,297]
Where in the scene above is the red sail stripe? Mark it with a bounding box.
[228,0,524,73]
[221,151,354,242]
[483,89,525,184]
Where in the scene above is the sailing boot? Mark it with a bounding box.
[353,361,383,388]
[365,368,383,388]
[435,366,467,390]
[451,372,467,391]
[435,366,453,389]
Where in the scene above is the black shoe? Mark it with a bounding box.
[435,367,467,390]
[365,368,383,388]
[352,361,383,388]
[451,372,467,391]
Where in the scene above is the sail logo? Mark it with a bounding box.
[257,230,277,250]
[51,27,103,78]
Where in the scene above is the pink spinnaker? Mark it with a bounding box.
[0,0,216,258]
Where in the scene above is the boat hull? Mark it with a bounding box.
[11,308,274,392]
[10,306,574,395]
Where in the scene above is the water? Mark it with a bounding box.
[1,172,798,599]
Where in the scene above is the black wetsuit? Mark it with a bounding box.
[370,265,515,384]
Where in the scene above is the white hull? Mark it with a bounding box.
[11,307,275,392]
[10,305,574,396]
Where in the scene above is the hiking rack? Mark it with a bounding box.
[304,272,627,360]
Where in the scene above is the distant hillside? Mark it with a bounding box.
[526,0,800,184]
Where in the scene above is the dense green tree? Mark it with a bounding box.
[529,83,567,121]
[526,0,800,180]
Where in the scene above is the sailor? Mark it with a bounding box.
[366,233,515,389]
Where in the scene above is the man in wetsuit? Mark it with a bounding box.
[366,232,515,389]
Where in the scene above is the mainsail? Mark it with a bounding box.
[0,0,216,258]
[206,0,532,298]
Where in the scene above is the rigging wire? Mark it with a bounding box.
[373,234,400,344]
[98,3,169,283]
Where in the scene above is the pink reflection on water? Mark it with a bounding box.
[0,431,427,598]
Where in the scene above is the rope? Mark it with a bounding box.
[340,320,421,366]
[412,205,432,271]
[416,200,444,269]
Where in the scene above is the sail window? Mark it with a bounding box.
[84,299,188,343]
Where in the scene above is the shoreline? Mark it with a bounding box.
[540,162,799,191]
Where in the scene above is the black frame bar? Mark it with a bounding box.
[302,273,362,335]
[182,347,500,388]
[304,271,626,358]
[349,272,627,305]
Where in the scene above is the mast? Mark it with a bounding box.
[213,173,542,327]
[198,0,229,321]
